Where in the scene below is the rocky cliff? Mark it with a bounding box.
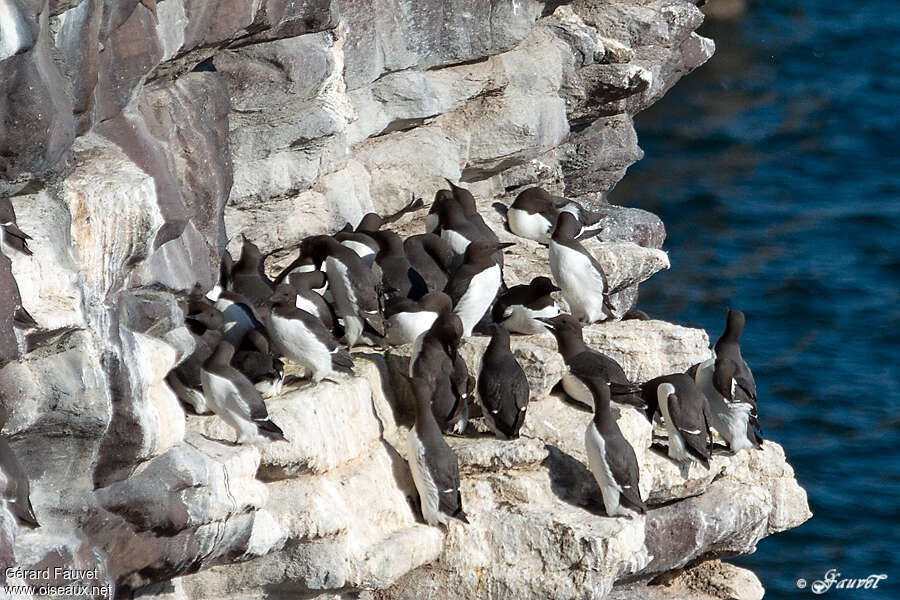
[0,1,810,598]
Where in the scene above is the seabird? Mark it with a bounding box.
[267,285,354,385]
[444,180,498,246]
[491,276,561,335]
[507,186,603,244]
[385,291,452,346]
[409,310,469,434]
[445,241,513,338]
[199,341,286,444]
[369,230,428,301]
[334,219,380,266]
[585,381,647,518]
[287,271,335,331]
[231,235,274,305]
[477,325,529,439]
[406,376,469,527]
[0,198,32,258]
[403,233,455,293]
[432,193,487,258]
[693,309,763,452]
[168,287,225,413]
[538,314,643,409]
[215,289,269,349]
[640,374,712,470]
[0,405,39,529]
[549,212,617,324]
[288,235,385,347]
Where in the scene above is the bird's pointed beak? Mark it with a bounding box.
[549,284,561,292]
[496,242,515,250]
[536,316,556,330]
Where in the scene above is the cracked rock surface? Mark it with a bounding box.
[0,1,809,598]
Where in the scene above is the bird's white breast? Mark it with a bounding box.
[407,430,443,525]
[270,313,331,373]
[508,208,552,243]
[454,265,501,337]
[503,303,559,334]
[549,241,608,323]
[388,311,438,345]
[442,228,471,257]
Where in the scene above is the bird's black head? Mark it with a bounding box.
[723,307,746,342]
[420,291,453,314]
[446,179,478,214]
[512,186,553,211]
[270,284,298,307]
[369,230,404,256]
[299,235,336,267]
[552,212,581,241]
[530,276,560,294]
[431,310,463,345]
[464,241,513,263]
[288,270,326,291]
[357,213,384,233]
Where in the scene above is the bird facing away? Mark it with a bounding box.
[200,341,287,444]
[406,376,469,527]
[231,235,274,305]
[403,233,455,293]
[538,314,644,409]
[409,309,469,433]
[478,325,530,439]
[0,433,39,528]
[584,381,647,518]
[641,374,712,470]
[267,285,354,385]
[693,308,763,452]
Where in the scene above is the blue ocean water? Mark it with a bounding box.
[609,1,900,597]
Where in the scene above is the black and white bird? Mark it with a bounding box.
[491,276,560,335]
[268,285,354,385]
[0,197,32,258]
[406,376,469,527]
[403,233,455,293]
[215,289,269,349]
[641,374,712,470]
[231,236,274,306]
[200,341,286,444]
[444,180,498,247]
[0,404,39,529]
[293,235,385,348]
[288,271,334,331]
[584,380,647,517]
[432,192,489,258]
[507,186,602,244]
[334,214,382,266]
[385,291,452,346]
[445,241,512,337]
[477,325,529,439]
[409,310,470,434]
[167,288,225,413]
[549,212,616,324]
[693,309,763,452]
[539,314,644,409]
[585,381,647,518]
[370,230,428,301]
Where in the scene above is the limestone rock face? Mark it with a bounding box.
[0,1,809,599]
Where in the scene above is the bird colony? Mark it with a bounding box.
[3,181,765,533]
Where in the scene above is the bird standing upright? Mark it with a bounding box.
[406,377,469,527]
[477,325,529,439]
[585,381,647,518]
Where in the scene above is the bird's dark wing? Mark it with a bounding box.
[444,264,478,306]
[423,436,468,522]
[604,426,646,513]
[667,392,711,468]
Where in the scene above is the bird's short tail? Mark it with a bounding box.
[258,419,287,442]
